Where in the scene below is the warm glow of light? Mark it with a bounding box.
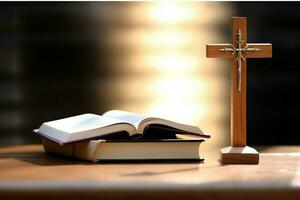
[147,2,196,24]
[145,77,207,123]
[98,2,233,147]
[141,30,190,47]
[143,2,215,125]
[145,53,198,73]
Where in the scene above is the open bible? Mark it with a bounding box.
[35,110,210,145]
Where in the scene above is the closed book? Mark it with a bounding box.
[42,138,205,162]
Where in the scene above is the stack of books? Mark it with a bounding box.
[34,110,210,162]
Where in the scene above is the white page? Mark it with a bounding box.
[42,113,124,134]
[103,110,209,137]
[103,110,145,129]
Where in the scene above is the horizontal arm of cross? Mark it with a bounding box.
[246,43,272,58]
[206,43,272,59]
[206,44,234,58]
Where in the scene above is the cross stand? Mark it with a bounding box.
[206,17,272,164]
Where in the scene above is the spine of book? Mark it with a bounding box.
[42,138,102,162]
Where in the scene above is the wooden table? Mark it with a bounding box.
[0,145,300,200]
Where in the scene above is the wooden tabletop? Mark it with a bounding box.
[1,145,300,200]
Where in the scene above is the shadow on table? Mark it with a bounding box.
[0,151,88,166]
[119,166,200,176]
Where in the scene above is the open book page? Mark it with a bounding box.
[138,117,207,136]
[38,113,137,143]
[103,110,146,130]
[41,114,127,133]
[103,110,210,138]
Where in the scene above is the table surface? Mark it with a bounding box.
[1,144,300,200]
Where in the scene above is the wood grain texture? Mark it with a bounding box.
[0,145,300,200]
[231,17,247,147]
[246,43,272,58]
[206,44,234,58]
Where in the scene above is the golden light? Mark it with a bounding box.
[145,53,198,73]
[97,2,233,148]
[145,77,208,122]
[140,30,191,48]
[147,2,196,24]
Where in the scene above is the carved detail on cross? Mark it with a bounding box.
[219,29,260,91]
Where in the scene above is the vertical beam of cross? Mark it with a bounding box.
[206,17,272,147]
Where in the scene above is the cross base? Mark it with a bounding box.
[220,146,259,164]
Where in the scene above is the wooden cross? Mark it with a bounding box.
[206,17,272,164]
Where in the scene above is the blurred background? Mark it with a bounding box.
[0,2,299,147]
